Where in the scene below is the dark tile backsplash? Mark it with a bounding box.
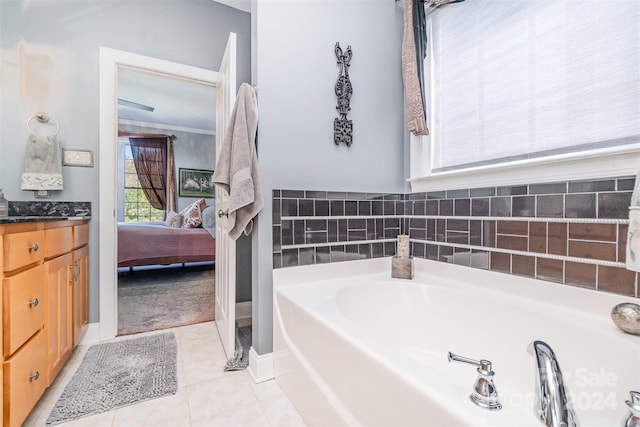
[273,176,638,298]
[273,190,406,269]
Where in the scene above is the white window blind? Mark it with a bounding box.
[428,0,640,173]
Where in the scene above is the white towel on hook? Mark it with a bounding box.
[21,134,64,190]
[212,83,263,240]
[626,170,640,271]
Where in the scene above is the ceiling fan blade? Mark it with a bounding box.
[118,98,155,112]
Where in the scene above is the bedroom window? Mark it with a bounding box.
[410,0,640,191]
[124,145,164,223]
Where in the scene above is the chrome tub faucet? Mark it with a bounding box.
[528,340,578,427]
[624,391,640,427]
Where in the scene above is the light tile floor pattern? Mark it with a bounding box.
[24,322,307,427]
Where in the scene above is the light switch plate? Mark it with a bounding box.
[63,149,93,167]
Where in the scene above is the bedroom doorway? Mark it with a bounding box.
[99,47,227,341]
[115,68,217,336]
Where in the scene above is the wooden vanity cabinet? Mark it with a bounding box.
[2,225,48,427]
[2,220,89,427]
[1,234,4,427]
[44,252,73,385]
[71,224,89,346]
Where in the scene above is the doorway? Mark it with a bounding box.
[98,47,221,341]
[115,67,217,336]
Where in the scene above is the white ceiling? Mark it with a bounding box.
[117,68,217,135]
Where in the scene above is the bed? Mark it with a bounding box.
[117,222,215,268]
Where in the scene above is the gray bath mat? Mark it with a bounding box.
[46,332,177,425]
[224,325,251,371]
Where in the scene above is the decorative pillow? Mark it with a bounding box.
[195,198,207,212]
[180,198,207,229]
[180,204,202,228]
[164,211,178,228]
[168,213,183,228]
[201,203,216,236]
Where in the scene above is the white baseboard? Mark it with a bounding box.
[79,323,101,346]
[236,301,252,320]
[248,347,274,383]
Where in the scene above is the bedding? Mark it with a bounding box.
[118,221,215,268]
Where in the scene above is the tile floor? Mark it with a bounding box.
[24,322,307,427]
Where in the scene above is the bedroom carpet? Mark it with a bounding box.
[118,264,215,336]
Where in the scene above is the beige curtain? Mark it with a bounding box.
[402,0,429,136]
[166,137,177,213]
[129,137,167,210]
[128,136,177,214]
[402,0,465,137]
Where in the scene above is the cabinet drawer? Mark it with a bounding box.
[73,223,89,248]
[3,329,47,427]
[3,264,46,357]
[45,227,73,259]
[3,230,45,272]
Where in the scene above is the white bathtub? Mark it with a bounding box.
[273,257,640,426]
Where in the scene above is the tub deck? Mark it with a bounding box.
[273,257,639,426]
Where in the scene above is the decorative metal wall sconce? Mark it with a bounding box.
[334,42,353,146]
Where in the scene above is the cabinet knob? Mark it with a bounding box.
[29,243,39,252]
[28,298,39,307]
[29,371,40,381]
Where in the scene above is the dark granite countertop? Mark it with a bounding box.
[1,201,92,224]
[0,216,91,225]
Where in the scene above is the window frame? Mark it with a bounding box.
[122,144,165,223]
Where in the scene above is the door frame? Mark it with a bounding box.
[98,47,219,340]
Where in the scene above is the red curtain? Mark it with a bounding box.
[129,137,168,210]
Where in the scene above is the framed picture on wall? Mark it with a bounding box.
[178,168,215,198]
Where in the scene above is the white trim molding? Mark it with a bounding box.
[410,145,640,193]
[248,347,274,383]
[236,301,252,320]
[78,323,101,346]
[99,47,219,341]
[117,118,216,136]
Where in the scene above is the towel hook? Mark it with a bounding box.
[27,113,60,136]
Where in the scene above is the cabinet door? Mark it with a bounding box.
[1,235,3,427]
[44,227,72,259]
[72,245,89,347]
[44,253,73,385]
[3,329,47,427]
[3,230,44,273]
[3,265,46,358]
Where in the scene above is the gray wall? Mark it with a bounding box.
[171,131,216,212]
[0,0,251,323]
[252,0,406,354]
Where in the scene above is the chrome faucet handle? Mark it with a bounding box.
[624,391,640,427]
[448,351,502,411]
